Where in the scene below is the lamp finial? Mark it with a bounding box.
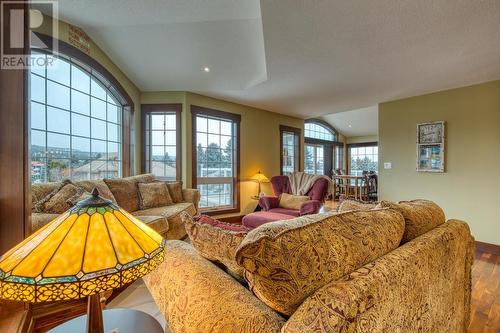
[91,187,100,197]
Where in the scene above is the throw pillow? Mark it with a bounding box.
[337,199,378,212]
[66,190,93,207]
[183,213,250,277]
[235,209,405,316]
[34,180,81,214]
[104,174,156,212]
[377,199,445,243]
[278,193,309,210]
[166,181,183,203]
[137,182,173,209]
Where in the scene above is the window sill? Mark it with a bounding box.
[200,207,240,216]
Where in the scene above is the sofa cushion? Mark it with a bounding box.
[134,215,169,237]
[242,211,296,229]
[184,214,250,276]
[74,179,116,203]
[278,193,309,210]
[337,199,378,213]
[31,213,60,231]
[34,180,80,214]
[104,174,155,212]
[377,199,445,243]
[133,202,196,240]
[235,209,405,315]
[268,208,300,217]
[31,182,60,208]
[166,181,183,203]
[143,241,285,333]
[137,182,173,209]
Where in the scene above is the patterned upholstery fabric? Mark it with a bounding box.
[235,209,405,315]
[33,180,79,214]
[74,179,117,202]
[143,241,285,333]
[166,181,183,203]
[184,214,250,276]
[337,199,378,212]
[138,182,173,209]
[182,188,201,213]
[134,215,169,237]
[378,199,445,243]
[283,220,474,333]
[133,202,196,240]
[104,174,155,212]
[31,213,59,232]
[31,182,60,207]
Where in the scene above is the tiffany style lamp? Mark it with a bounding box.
[250,171,269,198]
[0,189,166,333]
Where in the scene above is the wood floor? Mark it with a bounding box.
[469,248,500,332]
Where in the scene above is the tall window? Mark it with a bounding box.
[304,120,339,176]
[30,52,124,183]
[192,106,240,213]
[142,104,181,180]
[305,144,324,175]
[280,125,301,175]
[348,143,378,176]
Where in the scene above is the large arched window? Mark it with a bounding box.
[30,50,130,183]
[304,119,342,176]
[305,122,337,141]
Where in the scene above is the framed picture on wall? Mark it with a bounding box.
[416,121,445,172]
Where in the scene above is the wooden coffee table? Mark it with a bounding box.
[48,308,163,333]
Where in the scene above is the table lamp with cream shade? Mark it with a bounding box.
[250,171,270,199]
[0,188,165,333]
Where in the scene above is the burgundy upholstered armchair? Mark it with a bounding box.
[258,175,329,217]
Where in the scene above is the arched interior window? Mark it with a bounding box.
[304,122,336,141]
[304,120,342,176]
[30,51,125,182]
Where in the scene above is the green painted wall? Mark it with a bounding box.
[379,80,500,245]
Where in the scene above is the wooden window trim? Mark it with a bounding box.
[191,105,241,215]
[279,125,301,175]
[33,32,135,176]
[304,118,342,145]
[141,104,182,180]
[346,141,378,175]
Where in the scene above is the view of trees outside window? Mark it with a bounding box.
[349,145,378,176]
[30,52,122,183]
[195,115,236,210]
[144,112,177,180]
[304,144,324,175]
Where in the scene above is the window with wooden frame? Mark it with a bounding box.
[142,104,182,181]
[347,142,378,176]
[29,34,134,183]
[191,106,240,214]
[280,125,301,175]
[304,119,342,176]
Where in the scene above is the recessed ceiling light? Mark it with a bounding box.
[203,66,210,73]
[348,124,352,128]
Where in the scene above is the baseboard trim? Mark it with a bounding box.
[217,215,245,224]
[475,241,500,256]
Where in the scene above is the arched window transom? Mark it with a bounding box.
[304,122,336,141]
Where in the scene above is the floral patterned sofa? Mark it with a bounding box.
[31,174,200,240]
[144,199,474,333]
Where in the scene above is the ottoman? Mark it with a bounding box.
[242,211,295,229]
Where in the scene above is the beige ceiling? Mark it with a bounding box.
[321,106,378,137]
[56,0,500,119]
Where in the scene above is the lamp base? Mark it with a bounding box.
[86,294,104,333]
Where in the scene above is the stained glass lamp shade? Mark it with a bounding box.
[250,171,269,196]
[0,189,165,332]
